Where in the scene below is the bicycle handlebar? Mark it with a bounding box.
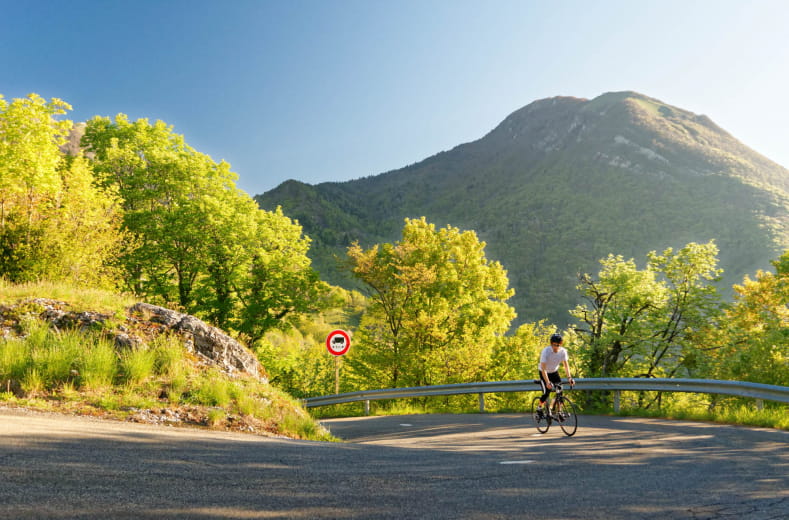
[532,379,575,388]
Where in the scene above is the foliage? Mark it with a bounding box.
[1,89,785,430]
[0,94,126,288]
[81,114,330,337]
[572,242,723,385]
[703,250,789,386]
[254,286,366,398]
[345,217,516,389]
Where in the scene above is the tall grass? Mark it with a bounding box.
[0,337,29,383]
[119,347,157,386]
[190,370,233,407]
[78,336,118,390]
[616,402,789,430]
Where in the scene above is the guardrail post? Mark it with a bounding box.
[364,400,370,416]
[613,390,621,413]
[755,399,764,411]
[478,393,485,413]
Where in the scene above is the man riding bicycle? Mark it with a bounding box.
[536,333,574,417]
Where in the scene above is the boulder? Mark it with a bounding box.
[129,303,266,381]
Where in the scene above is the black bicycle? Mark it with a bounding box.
[531,381,578,436]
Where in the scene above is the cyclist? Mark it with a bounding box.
[536,333,574,417]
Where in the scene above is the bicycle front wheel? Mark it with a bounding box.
[532,396,550,433]
[555,397,578,437]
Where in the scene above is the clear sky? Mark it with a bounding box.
[2,0,788,197]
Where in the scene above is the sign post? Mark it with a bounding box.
[326,329,351,394]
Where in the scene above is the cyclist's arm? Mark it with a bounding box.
[540,362,552,389]
[562,359,575,385]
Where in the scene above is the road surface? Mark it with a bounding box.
[1,407,787,519]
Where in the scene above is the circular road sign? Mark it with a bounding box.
[326,329,351,356]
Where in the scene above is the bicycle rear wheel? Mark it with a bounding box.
[531,396,550,433]
[555,397,578,437]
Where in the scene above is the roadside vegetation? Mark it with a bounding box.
[0,282,335,441]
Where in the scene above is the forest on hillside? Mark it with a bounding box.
[1,93,786,418]
[256,92,789,328]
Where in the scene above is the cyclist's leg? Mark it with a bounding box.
[538,372,551,409]
[546,372,561,415]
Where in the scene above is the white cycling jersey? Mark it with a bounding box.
[538,346,568,373]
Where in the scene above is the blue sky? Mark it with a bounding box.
[3,0,788,196]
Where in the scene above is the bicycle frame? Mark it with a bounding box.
[532,380,578,436]
[547,384,567,416]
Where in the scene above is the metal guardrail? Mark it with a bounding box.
[304,378,789,414]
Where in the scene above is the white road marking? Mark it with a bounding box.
[499,460,536,464]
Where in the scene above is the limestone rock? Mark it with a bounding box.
[129,303,266,381]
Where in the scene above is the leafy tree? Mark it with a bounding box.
[641,242,724,378]
[82,115,223,304]
[573,242,723,381]
[345,217,515,389]
[572,254,665,377]
[82,115,329,337]
[0,93,125,287]
[34,155,127,287]
[235,207,332,343]
[0,94,71,232]
[706,251,789,386]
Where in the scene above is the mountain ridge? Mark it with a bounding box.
[256,91,789,326]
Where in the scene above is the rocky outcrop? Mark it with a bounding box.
[0,299,266,382]
[129,303,266,381]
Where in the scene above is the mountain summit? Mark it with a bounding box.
[256,91,789,325]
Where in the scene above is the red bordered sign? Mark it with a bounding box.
[326,329,351,356]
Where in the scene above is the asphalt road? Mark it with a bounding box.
[1,407,787,519]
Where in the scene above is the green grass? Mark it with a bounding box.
[0,279,136,315]
[613,402,789,430]
[78,337,118,390]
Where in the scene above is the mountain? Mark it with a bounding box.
[255,91,789,326]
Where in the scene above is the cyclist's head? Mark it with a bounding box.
[550,333,563,347]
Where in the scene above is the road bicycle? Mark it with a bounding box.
[531,381,578,436]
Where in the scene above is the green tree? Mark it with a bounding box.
[346,217,515,389]
[706,251,789,386]
[641,242,724,378]
[573,242,723,381]
[83,115,329,337]
[35,155,127,287]
[82,115,222,305]
[572,254,665,377]
[235,207,331,343]
[0,94,71,232]
[0,93,124,287]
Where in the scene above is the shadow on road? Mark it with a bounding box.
[1,410,787,519]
